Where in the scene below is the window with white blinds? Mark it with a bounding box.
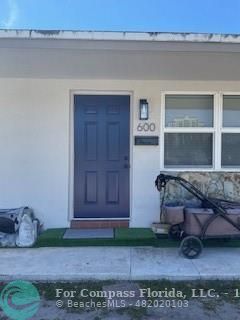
[223,95,240,127]
[221,95,240,168]
[164,94,214,168]
[165,95,213,128]
[222,133,240,167]
[165,133,213,167]
[163,93,240,170]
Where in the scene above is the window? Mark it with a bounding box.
[165,95,213,127]
[165,133,213,167]
[162,93,240,170]
[221,95,240,168]
[223,95,240,127]
[164,94,214,168]
[222,133,240,167]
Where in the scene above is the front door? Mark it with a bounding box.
[74,95,130,219]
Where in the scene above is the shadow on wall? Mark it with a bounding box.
[162,172,240,204]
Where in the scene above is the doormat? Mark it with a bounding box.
[63,228,114,239]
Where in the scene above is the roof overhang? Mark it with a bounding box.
[1,30,240,80]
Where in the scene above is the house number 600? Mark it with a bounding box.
[137,122,156,132]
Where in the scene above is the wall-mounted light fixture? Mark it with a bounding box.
[139,99,149,120]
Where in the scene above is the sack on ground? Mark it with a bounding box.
[0,207,39,247]
[16,214,38,247]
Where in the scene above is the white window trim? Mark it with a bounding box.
[160,91,240,172]
[220,92,240,170]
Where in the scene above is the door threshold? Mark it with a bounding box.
[71,220,129,229]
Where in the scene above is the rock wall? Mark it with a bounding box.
[161,172,240,204]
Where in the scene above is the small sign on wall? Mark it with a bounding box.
[134,136,159,146]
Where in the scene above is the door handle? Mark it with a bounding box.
[124,163,130,169]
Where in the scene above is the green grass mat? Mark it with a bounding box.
[115,228,155,240]
[35,228,240,248]
[35,228,158,247]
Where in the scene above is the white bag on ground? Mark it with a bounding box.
[16,214,38,247]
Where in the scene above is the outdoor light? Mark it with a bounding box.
[139,99,149,120]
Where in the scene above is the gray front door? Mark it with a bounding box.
[74,95,130,218]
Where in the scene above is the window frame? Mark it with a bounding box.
[220,92,240,169]
[160,91,235,172]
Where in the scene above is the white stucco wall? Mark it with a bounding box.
[0,79,240,228]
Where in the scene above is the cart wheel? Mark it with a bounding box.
[168,224,182,241]
[180,236,203,259]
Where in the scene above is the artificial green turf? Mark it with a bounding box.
[35,227,240,248]
[115,228,155,240]
[35,228,159,247]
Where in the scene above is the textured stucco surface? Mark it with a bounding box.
[162,172,240,204]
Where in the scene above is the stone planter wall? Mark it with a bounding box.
[162,172,240,204]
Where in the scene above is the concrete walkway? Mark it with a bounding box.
[1,247,240,281]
